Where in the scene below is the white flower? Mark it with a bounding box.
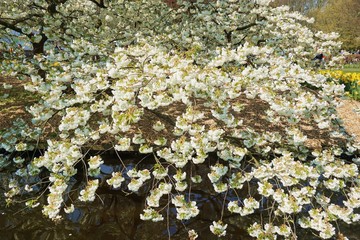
[64,204,75,213]
[139,144,153,153]
[132,134,146,144]
[248,222,263,238]
[24,184,33,192]
[15,142,27,151]
[174,170,186,182]
[105,15,113,22]
[146,190,162,207]
[138,169,151,181]
[106,171,125,188]
[79,179,99,202]
[152,165,168,180]
[114,137,131,151]
[213,182,228,193]
[127,168,138,178]
[140,208,164,222]
[319,223,335,239]
[188,229,198,240]
[175,201,199,220]
[298,217,311,228]
[210,221,227,237]
[208,164,228,183]
[318,121,330,129]
[175,181,188,191]
[324,178,344,192]
[3,83,13,89]
[229,172,247,189]
[13,157,25,164]
[26,200,40,208]
[154,137,167,146]
[274,224,291,237]
[172,195,186,207]
[228,201,241,214]
[152,121,165,131]
[243,197,259,210]
[128,178,143,192]
[191,175,202,183]
[192,155,206,164]
[158,182,172,195]
[257,181,274,197]
[88,155,103,170]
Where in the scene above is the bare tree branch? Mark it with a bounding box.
[235,22,257,32]
[88,0,107,8]
[0,19,24,35]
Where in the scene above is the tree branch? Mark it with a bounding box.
[0,19,24,35]
[88,0,107,8]
[0,12,43,37]
[235,22,257,32]
[145,109,176,126]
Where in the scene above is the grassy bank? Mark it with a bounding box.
[342,63,360,73]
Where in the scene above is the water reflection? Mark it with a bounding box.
[1,152,360,239]
[0,192,252,240]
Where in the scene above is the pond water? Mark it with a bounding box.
[0,191,255,240]
[1,152,360,240]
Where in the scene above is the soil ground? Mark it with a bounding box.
[1,76,359,151]
[337,99,360,142]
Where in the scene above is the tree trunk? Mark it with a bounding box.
[32,35,48,79]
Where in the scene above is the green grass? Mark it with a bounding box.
[344,63,360,68]
[342,68,360,73]
[342,63,360,73]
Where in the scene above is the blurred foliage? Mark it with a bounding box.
[271,0,327,13]
[273,0,360,51]
[308,0,360,51]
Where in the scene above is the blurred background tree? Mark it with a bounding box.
[271,0,327,13]
[272,0,360,51]
[308,0,360,51]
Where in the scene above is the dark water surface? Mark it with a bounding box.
[1,152,360,240]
